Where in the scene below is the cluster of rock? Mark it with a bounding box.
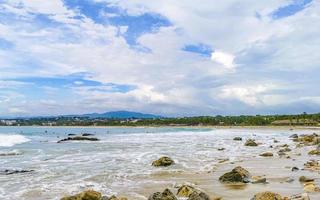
[61,190,127,200]
[57,136,99,143]
[0,169,34,175]
[291,133,320,146]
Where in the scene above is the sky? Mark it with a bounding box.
[0,0,319,117]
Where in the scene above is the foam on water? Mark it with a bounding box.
[0,134,30,147]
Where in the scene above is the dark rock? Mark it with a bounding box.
[152,156,174,167]
[233,137,242,141]
[67,134,76,136]
[278,147,291,153]
[299,176,314,183]
[217,148,225,151]
[82,133,94,136]
[259,152,273,157]
[219,166,251,183]
[292,167,299,172]
[289,134,299,139]
[148,189,177,200]
[0,169,34,175]
[58,136,99,143]
[245,139,258,146]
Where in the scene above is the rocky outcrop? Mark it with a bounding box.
[58,136,99,143]
[148,188,177,200]
[303,182,320,192]
[152,157,174,167]
[82,133,95,136]
[107,195,128,200]
[219,166,251,183]
[278,147,291,153]
[61,190,102,200]
[289,134,298,139]
[259,152,273,157]
[0,169,34,175]
[245,139,258,146]
[251,177,267,184]
[188,191,210,200]
[251,191,282,200]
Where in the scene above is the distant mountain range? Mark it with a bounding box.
[71,111,162,119]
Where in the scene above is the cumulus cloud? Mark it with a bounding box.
[0,0,319,116]
[211,51,235,69]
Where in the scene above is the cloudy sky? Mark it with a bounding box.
[0,0,319,117]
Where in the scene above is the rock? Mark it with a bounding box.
[148,188,177,200]
[188,191,210,200]
[308,149,320,155]
[287,193,310,200]
[219,166,251,183]
[251,191,282,200]
[61,190,102,200]
[290,134,299,139]
[259,152,273,157]
[285,177,295,183]
[152,156,174,167]
[299,176,314,183]
[0,169,34,175]
[82,133,94,136]
[252,177,267,184]
[278,151,287,156]
[218,158,229,163]
[177,185,197,197]
[67,134,76,136]
[278,147,291,153]
[217,148,225,151]
[304,160,320,171]
[303,182,320,192]
[245,139,258,147]
[107,195,128,200]
[273,139,279,143]
[58,136,99,143]
[292,167,299,172]
[233,137,242,141]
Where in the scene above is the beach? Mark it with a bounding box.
[0,126,319,199]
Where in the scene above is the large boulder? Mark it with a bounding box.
[251,191,282,200]
[219,166,251,183]
[245,139,258,147]
[152,157,174,167]
[188,191,210,200]
[148,189,177,200]
[61,190,102,200]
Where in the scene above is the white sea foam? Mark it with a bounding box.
[0,134,30,147]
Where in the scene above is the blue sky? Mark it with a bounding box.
[0,0,319,117]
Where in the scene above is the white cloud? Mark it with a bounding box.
[211,51,235,69]
[0,0,320,116]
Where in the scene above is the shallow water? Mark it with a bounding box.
[0,126,319,199]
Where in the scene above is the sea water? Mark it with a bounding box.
[0,126,318,199]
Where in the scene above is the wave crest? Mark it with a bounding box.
[0,134,30,147]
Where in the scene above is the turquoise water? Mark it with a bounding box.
[0,127,316,199]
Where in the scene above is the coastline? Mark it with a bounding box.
[0,125,320,130]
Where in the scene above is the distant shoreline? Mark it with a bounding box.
[0,125,319,130]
